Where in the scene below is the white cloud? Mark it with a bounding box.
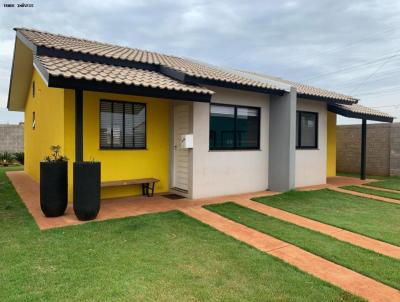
[0,0,399,124]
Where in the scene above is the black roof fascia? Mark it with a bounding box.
[328,104,393,123]
[47,74,212,103]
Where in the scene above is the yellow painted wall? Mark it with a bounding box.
[64,89,76,202]
[63,90,171,200]
[327,112,337,177]
[24,70,65,181]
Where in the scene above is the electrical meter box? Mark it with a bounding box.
[180,134,193,149]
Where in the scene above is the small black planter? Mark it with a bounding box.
[40,161,68,217]
[73,161,101,221]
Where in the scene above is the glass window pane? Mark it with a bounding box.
[296,111,299,146]
[112,103,124,148]
[300,112,317,147]
[100,101,112,148]
[133,104,146,148]
[124,103,134,148]
[210,105,235,149]
[236,107,259,148]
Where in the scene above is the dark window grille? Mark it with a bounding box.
[209,104,260,150]
[100,100,146,149]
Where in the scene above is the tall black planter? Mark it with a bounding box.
[40,161,68,217]
[73,162,101,221]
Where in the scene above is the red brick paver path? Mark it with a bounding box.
[182,207,400,302]
[6,171,273,230]
[235,199,400,259]
[7,171,400,300]
[331,187,400,205]
[297,176,376,191]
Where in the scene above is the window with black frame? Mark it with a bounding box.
[210,104,260,150]
[296,111,318,149]
[100,100,146,149]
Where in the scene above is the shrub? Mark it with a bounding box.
[0,152,15,166]
[14,152,24,165]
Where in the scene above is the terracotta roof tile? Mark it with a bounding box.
[16,28,367,103]
[331,103,394,120]
[16,28,284,92]
[237,70,358,103]
[36,56,213,95]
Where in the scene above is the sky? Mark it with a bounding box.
[0,0,399,125]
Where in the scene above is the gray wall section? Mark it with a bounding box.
[268,87,296,191]
[0,123,24,152]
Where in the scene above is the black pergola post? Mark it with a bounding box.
[360,119,367,180]
[75,89,83,162]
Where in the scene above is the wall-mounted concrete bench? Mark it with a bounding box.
[101,178,160,197]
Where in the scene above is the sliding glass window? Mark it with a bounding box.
[210,104,260,150]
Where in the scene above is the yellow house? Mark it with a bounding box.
[7,28,393,201]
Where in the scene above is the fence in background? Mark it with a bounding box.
[0,123,24,153]
[337,123,400,176]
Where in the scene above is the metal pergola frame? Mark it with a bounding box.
[328,104,394,180]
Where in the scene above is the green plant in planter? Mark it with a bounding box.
[43,145,68,162]
[14,152,24,165]
[40,145,68,217]
[0,152,15,166]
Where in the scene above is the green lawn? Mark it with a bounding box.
[205,202,400,289]
[336,172,400,191]
[365,178,400,191]
[336,172,389,180]
[253,189,400,246]
[342,185,400,200]
[0,168,363,302]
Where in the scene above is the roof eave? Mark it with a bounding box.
[46,73,212,103]
[327,104,394,123]
[297,93,357,105]
[7,34,35,112]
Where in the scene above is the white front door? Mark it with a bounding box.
[172,103,190,192]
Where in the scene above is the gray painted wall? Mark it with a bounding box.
[0,123,24,152]
[268,87,296,191]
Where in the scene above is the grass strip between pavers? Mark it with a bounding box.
[252,189,400,247]
[341,185,400,200]
[0,167,364,302]
[205,202,400,290]
[365,179,400,192]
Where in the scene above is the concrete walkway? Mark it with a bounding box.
[235,199,400,259]
[331,187,400,205]
[182,206,400,302]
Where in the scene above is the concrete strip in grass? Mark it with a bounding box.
[182,206,400,302]
[332,187,400,205]
[235,199,400,259]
